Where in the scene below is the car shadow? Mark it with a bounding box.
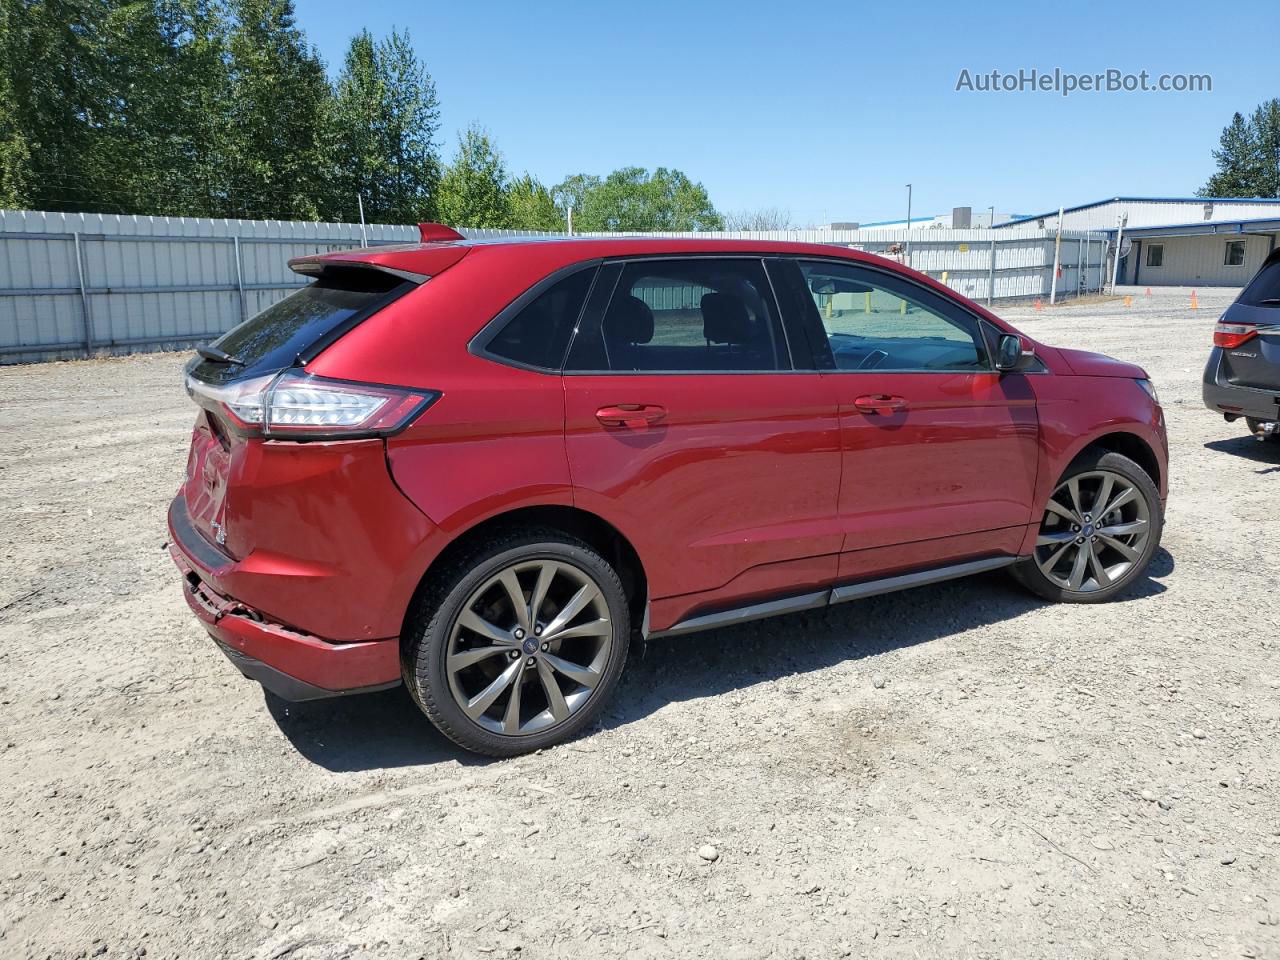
[264,686,495,773]
[603,553,1173,731]
[265,549,1173,770]
[1204,435,1280,472]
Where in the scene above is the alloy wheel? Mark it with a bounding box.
[445,559,613,736]
[1034,469,1152,594]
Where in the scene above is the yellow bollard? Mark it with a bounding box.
[864,291,871,314]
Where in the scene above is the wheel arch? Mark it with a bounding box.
[1075,430,1162,491]
[399,505,648,644]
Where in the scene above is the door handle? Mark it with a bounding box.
[595,404,666,428]
[852,394,907,415]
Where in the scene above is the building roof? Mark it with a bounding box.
[998,196,1280,228]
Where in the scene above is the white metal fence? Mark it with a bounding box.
[0,210,1109,363]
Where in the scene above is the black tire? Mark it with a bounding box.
[1246,417,1280,442]
[1011,449,1163,604]
[402,527,630,757]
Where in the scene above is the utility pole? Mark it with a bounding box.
[566,202,574,237]
[357,194,368,248]
[1110,214,1127,293]
[1049,206,1064,305]
[905,183,913,267]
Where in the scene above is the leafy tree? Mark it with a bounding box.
[1200,99,1280,198]
[328,27,441,223]
[436,125,509,228]
[507,174,564,231]
[571,166,722,232]
[549,173,599,227]
[0,0,110,211]
[222,0,330,219]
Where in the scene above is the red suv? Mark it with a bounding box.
[169,226,1168,755]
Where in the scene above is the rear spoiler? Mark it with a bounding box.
[288,259,429,284]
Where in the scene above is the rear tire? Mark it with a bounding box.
[402,527,630,757]
[1011,449,1162,603]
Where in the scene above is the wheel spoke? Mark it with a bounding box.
[464,660,521,720]
[1099,518,1146,538]
[1036,530,1075,547]
[1091,475,1114,518]
[1044,498,1077,523]
[502,672,524,734]
[542,616,611,642]
[499,569,532,633]
[458,609,513,645]
[1067,477,1085,518]
[1037,540,1072,575]
[1100,534,1140,562]
[1066,543,1089,590]
[1099,485,1137,518]
[541,582,601,637]
[536,659,570,722]
[529,562,558,626]
[543,652,600,689]
[448,645,509,672]
[1086,541,1111,587]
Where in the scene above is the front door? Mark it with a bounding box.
[562,257,843,610]
[770,258,1039,579]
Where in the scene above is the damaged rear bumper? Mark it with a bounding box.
[167,527,401,702]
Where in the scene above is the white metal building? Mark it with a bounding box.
[996,197,1280,287]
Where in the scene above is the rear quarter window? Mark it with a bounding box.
[1238,256,1280,307]
[480,266,597,370]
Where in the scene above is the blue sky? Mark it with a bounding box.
[293,0,1279,225]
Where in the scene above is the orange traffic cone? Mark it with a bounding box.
[1034,298,1043,311]
[1190,289,1198,310]
[1145,287,1152,297]
[1124,295,1133,307]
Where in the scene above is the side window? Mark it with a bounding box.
[796,260,988,372]
[483,266,596,370]
[573,258,787,372]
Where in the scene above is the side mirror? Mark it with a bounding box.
[995,333,1034,372]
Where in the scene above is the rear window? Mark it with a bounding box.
[1238,255,1280,307]
[191,267,411,383]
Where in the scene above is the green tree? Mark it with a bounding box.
[549,172,599,226]
[571,166,722,232]
[328,27,441,223]
[1200,99,1280,198]
[222,0,330,219]
[0,0,110,211]
[507,173,564,231]
[436,125,509,228]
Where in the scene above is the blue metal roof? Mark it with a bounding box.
[997,196,1280,228]
[1100,215,1280,237]
[858,215,936,227]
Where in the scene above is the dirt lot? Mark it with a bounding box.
[2,286,1278,960]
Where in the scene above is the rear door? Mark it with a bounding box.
[562,257,842,604]
[770,258,1039,577]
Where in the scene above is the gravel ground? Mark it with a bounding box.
[1,286,1277,960]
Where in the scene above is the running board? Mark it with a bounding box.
[648,555,1016,639]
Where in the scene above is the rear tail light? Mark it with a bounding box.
[186,370,437,440]
[1214,321,1258,348]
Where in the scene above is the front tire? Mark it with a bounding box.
[1011,449,1162,603]
[403,528,630,757]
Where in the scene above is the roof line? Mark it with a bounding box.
[998,195,1280,227]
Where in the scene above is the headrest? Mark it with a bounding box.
[604,295,654,345]
[701,292,753,344]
